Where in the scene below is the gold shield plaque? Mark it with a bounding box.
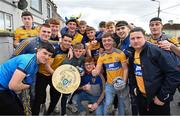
[52,64,81,94]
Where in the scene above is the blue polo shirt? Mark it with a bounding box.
[0,54,38,91]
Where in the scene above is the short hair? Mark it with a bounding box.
[21,11,33,18]
[62,32,73,39]
[79,20,87,26]
[48,18,60,25]
[99,21,106,28]
[86,26,96,32]
[66,18,78,25]
[129,27,146,35]
[150,17,162,23]
[101,32,113,39]
[40,23,51,30]
[73,43,84,49]
[116,20,128,27]
[106,21,115,28]
[38,40,55,54]
[84,57,95,64]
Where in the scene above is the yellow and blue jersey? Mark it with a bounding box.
[87,41,101,61]
[134,51,146,95]
[148,34,180,46]
[14,26,39,42]
[97,48,126,84]
[38,43,68,76]
[72,32,83,45]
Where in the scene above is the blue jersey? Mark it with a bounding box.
[80,74,103,96]
[0,54,38,91]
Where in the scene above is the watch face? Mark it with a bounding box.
[52,64,80,94]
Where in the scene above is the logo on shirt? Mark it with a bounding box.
[105,62,122,71]
[134,64,142,76]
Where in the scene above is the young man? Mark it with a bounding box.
[92,32,131,115]
[148,17,180,57]
[14,11,39,47]
[61,17,83,45]
[0,41,54,115]
[73,57,105,115]
[128,27,180,115]
[114,21,131,56]
[58,42,85,115]
[96,21,106,42]
[32,33,73,115]
[86,26,101,61]
[48,18,61,41]
[78,20,88,45]
[106,21,115,34]
[13,23,52,56]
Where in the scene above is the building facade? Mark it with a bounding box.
[0,0,65,32]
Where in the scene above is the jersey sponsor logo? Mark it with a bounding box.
[134,64,142,76]
[105,62,122,71]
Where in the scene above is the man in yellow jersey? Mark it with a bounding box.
[86,26,101,61]
[14,11,39,47]
[92,32,130,115]
[128,27,180,115]
[32,33,73,115]
[61,17,83,45]
[148,17,180,57]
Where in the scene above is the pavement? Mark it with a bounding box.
[44,86,180,115]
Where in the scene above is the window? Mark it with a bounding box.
[30,0,42,12]
[0,12,13,31]
[0,12,4,30]
[5,14,12,31]
[47,3,51,18]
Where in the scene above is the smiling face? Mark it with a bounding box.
[84,61,95,73]
[86,30,96,41]
[107,25,115,34]
[102,36,114,51]
[39,26,52,41]
[36,48,53,64]
[115,26,130,40]
[61,36,72,50]
[67,21,77,33]
[50,23,60,36]
[73,48,84,58]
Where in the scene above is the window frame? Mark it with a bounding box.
[30,0,42,13]
[0,11,13,31]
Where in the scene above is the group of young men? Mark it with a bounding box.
[0,10,180,116]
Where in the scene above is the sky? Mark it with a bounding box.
[53,0,180,33]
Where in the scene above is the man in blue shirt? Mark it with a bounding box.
[0,41,54,115]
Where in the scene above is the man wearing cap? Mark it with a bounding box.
[61,17,83,45]
[92,32,131,115]
[14,11,39,47]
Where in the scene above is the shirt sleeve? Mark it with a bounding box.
[97,55,103,65]
[119,52,127,63]
[17,55,35,74]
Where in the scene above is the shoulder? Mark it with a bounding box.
[15,26,24,31]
